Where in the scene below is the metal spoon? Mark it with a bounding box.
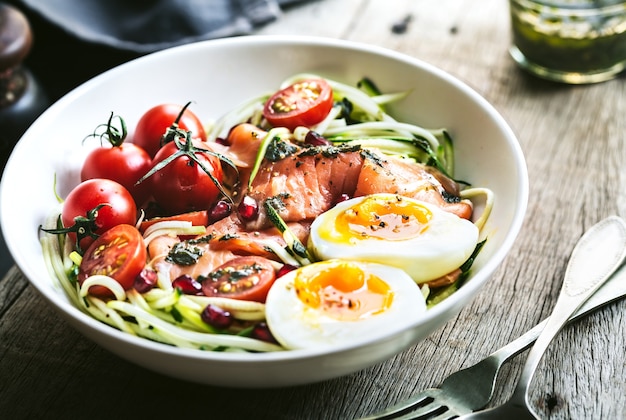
[459,215,626,419]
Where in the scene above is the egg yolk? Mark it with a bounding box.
[293,261,394,321]
[322,195,432,243]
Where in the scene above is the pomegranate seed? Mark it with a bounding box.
[304,130,331,146]
[277,264,298,278]
[251,322,279,344]
[172,275,203,295]
[134,268,158,293]
[208,200,232,224]
[201,304,233,329]
[238,195,259,221]
[335,193,351,204]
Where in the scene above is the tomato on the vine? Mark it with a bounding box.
[78,224,147,297]
[263,78,334,131]
[133,103,207,158]
[147,138,224,215]
[80,112,153,206]
[81,144,152,206]
[200,256,277,303]
[62,179,137,251]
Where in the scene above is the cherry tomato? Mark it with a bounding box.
[139,210,209,233]
[78,224,147,297]
[226,123,267,146]
[201,256,277,303]
[62,179,137,250]
[133,103,207,158]
[81,143,152,206]
[263,78,333,131]
[148,139,224,215]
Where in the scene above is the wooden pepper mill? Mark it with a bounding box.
[0,2,49,172]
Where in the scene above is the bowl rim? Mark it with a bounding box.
[1,34,529,365]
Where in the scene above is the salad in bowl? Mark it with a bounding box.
[1,36,527,387]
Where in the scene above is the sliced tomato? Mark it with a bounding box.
[200,256,277,303]
[139,210,209,233]
[263,78,333,131]
[78,224,147,297]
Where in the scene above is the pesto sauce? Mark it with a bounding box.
[511,0,626,74]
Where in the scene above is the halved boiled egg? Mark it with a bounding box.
[265,259,426,350]
[308,193,479,284]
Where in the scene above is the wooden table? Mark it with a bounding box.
[2,0,626,418]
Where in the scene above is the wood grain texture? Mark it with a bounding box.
[2,0,626,418]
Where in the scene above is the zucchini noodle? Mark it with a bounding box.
[143,225,207,247]
[309,104,343,134]
[255,239,301,267]
[87,296,136,334]
[461,187,495,231]
[40,214,285,352]
[371,91,411,105]
[79,275,126,300]
[142,220,198,237]
[41,235,81,307]
[106,300,282,352]
[184,295,266,321]
[323,121,440,150]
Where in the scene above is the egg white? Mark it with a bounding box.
[265,259,426,350]
[308,194,479,284]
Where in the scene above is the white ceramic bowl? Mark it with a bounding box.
[0,36,528,388]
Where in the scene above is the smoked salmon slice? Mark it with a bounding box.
[148,235,238,280]
[242,145,364,230]
[239,144,471,230]
[147,214,311,280]
[206,213,310,259]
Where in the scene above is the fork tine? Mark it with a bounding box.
[390,402,451,420]
[359,389,453,420]
[426,412,460,420]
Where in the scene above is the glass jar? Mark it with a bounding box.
[509,0,626,84]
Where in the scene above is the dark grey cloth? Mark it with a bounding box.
[18,0,309,53]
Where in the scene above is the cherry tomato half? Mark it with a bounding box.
[148,140,223,215]
[62,179,137,250]
[201,256,277,303]
[81,143,152,206]
[263,78,333,131]
[133,103,207,158]
[78,224,147,297]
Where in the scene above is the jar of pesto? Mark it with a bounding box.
[509,0,626,83]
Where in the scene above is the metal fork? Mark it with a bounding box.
[457,216,626,419]
[359,216,626,420]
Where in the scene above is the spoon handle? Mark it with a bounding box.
[511,216,626,404]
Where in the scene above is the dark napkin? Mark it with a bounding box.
[17,0,311,53]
